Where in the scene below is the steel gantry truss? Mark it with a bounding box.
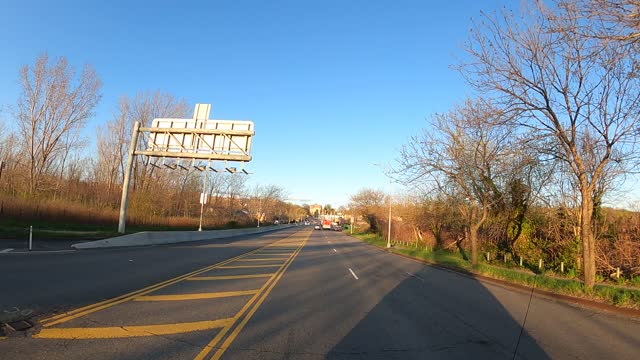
[118,104,255,233]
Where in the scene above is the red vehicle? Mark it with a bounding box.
[322,219,332,230]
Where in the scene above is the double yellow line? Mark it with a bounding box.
[37,230,306,331]
[194,234,308,360]
[38,249,262,329]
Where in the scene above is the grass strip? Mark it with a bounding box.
[351,231,640,309]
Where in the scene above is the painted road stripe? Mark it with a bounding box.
[233,258,286,262]
[0,248,14,253]
[187,274,274,281]
[40,231,302,326]
[39,250,253,327]
[219,264,281,269]
[34,318,233,339]
[209,242,305,360]
[333,248,337,252]
[252,253,292,256]
[349,268,359,280]
[194,230,310,360]
[133,290,258,302]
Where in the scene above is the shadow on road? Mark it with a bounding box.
[221,233,551,359]
[325,265,548,359]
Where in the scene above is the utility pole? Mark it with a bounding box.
[387,177,392,248]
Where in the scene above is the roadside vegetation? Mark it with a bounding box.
[0,57,308,239]
[347,0,640,303]
[352,231,640,309]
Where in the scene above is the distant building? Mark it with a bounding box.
[309,204,322,217]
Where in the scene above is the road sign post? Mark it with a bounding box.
[118,121,141,234]
[117,104,254,234]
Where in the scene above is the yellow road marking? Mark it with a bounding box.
[38,228,309,345]
[134,290,258,301]
[187,274,274,281]
[219,264,281,269]
[233,258,285,262]
[194,229,310,360]
[210,241,306,359]
[34,318,233,339]
[40,230,303,327]
[252,253,292,256]
[40,249,260,327]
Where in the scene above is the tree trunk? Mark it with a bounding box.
[581,189,596,289]
[470,224,479,266]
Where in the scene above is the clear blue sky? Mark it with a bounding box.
[3,0,636,208]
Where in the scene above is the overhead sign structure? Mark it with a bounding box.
[118,104,254,233]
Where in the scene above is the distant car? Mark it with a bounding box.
[304,221,310,226]
[314,225,321,230]
[332,225,342,231]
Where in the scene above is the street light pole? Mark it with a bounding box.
[387,177,392,248]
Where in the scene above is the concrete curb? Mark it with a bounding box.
[71,225,297,249]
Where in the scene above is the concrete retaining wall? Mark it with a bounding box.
[71,225,297,249]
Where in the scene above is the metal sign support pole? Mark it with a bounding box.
[118,121,141,234]
[198,170,207,231]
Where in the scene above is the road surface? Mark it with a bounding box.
[1,226,639,359]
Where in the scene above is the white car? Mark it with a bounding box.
[314,225,321,230]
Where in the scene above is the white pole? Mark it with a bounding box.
[198,172,207,231]
[29,226,33,251]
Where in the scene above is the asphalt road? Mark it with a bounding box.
[1,227,639,359]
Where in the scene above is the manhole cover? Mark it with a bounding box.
[7,320,32,331]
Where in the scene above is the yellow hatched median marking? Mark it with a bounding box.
[40,230,304,328]
[194,229,311,360]
[187,274,274,281]
[219,264,281,269]
[34,318,233,339]
[233,258,286,262]
[133,290,258,301]
[35,228,310,347]
[251,253,292,256]
[39,249,261,327]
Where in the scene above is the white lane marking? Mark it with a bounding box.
[333,248,337,252]
[0,248,14,253]
[349,268,359,280]
[406,272,424,282]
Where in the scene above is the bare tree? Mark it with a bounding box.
[16,53,102,194]
[462,1,640,287]
[578,0,640,45]
[247,184,285,225]
[349,188,386,231]
[398,99,524,265]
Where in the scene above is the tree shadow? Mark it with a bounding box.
[219,235,552,359]
[325,265,549,359]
